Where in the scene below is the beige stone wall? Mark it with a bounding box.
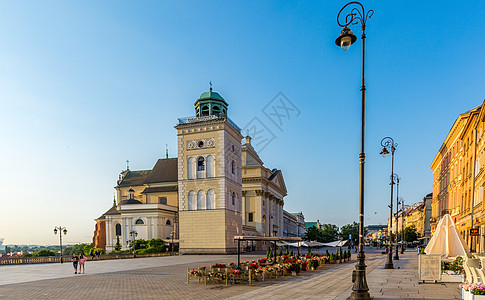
[179,209,242,254]
[146,191,178,206]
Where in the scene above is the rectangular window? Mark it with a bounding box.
[159,197,167,205]
[248,213,254,222]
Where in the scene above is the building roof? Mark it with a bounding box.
[144,158,178,184]
[198,90,225,101]
[119,199,143,205]
[141,186,178,194]
[118,170,151,187]
[99,206,120,219]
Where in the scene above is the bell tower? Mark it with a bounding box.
[176,89,243,254]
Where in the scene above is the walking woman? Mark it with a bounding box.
[79,253,87,274]
[72,253,79,274]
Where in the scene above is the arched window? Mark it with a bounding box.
[166,219,171,225]
[231,160,235,174]
[188,157,195,179]
[135,219,144,225]
[197,190,205,210]
[188,191,195,210]
[206,155,214,178]
[115,223,122,236]
[159,197,167,205]
[197,157,205,179]
[213,105,221,117]
[201,105,209,116]
[198,157,205,171]
[207,190,214,210]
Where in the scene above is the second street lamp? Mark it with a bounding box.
[399,197,405,254]
[393,175,400,261]
[335,2,373,300]
[53,226,67,264]
[380,136,397,269]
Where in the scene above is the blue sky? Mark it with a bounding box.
[0,1,484,244]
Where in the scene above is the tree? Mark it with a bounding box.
[115,235,122,251]
[321,224,339,242]
[341,222,361,246]
[304,224,338,242]
[305,226,322,242]
[404,225,419,242]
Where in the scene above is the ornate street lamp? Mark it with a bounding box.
[393,174,400,261]
[398,197,405,254]
[170,231,175,256]
[380,137,397,268]
[53,226,67,264]
[335,2,373,299]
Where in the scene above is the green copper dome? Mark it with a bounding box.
[194,89,228,118]
[197,91,226,102]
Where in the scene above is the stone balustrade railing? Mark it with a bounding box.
[0,252,170,266]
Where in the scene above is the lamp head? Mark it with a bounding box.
[335,27,357,51]
[63,229,67,235]
[380,147,389,157]
[54,228,58,235]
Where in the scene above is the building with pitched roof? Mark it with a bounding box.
[93,89,303,254]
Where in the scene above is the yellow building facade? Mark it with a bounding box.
[430,102,485,252]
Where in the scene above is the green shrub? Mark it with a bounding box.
[308,250,313,257]
[326,250,330,257]
[289,249,293,257]
[278,249,282,256]
[36,249,56,257]
[329,253,335,261]
[266,249,271,259]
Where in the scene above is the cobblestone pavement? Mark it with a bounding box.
[0,249,462,300]
[336,250,461,300]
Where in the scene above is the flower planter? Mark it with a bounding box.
[463,289,471,300]
[440,273,463,283]
[472,295,485,300]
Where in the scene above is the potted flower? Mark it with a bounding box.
[309,259,319,270]
[189,269,201,277]
[300,260,308,271]
[329,253,335,264]
[468,282,485,299]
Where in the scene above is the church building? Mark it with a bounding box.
[93,88,297,254]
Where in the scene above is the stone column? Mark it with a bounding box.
[255,190,263,233]
[242,191,247,225]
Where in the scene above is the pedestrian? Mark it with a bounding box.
[79,253,87,274]
[90,249,95,260]
[72,253,79,274]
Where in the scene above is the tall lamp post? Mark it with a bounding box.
[170,231,175,256]
[399,197,405,254]
[53,226,67,264]
[129,230,138,253]
[393,174,400,261]
[335,2,373,299]
[380,137,397,268]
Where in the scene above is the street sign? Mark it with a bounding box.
[470,228,479,236]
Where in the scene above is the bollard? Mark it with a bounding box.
[249,269,252,286]
[225,268,228,287]
[187,266,190,284]
[204,269,207,285]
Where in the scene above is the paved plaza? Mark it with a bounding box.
[0,250,461,299]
